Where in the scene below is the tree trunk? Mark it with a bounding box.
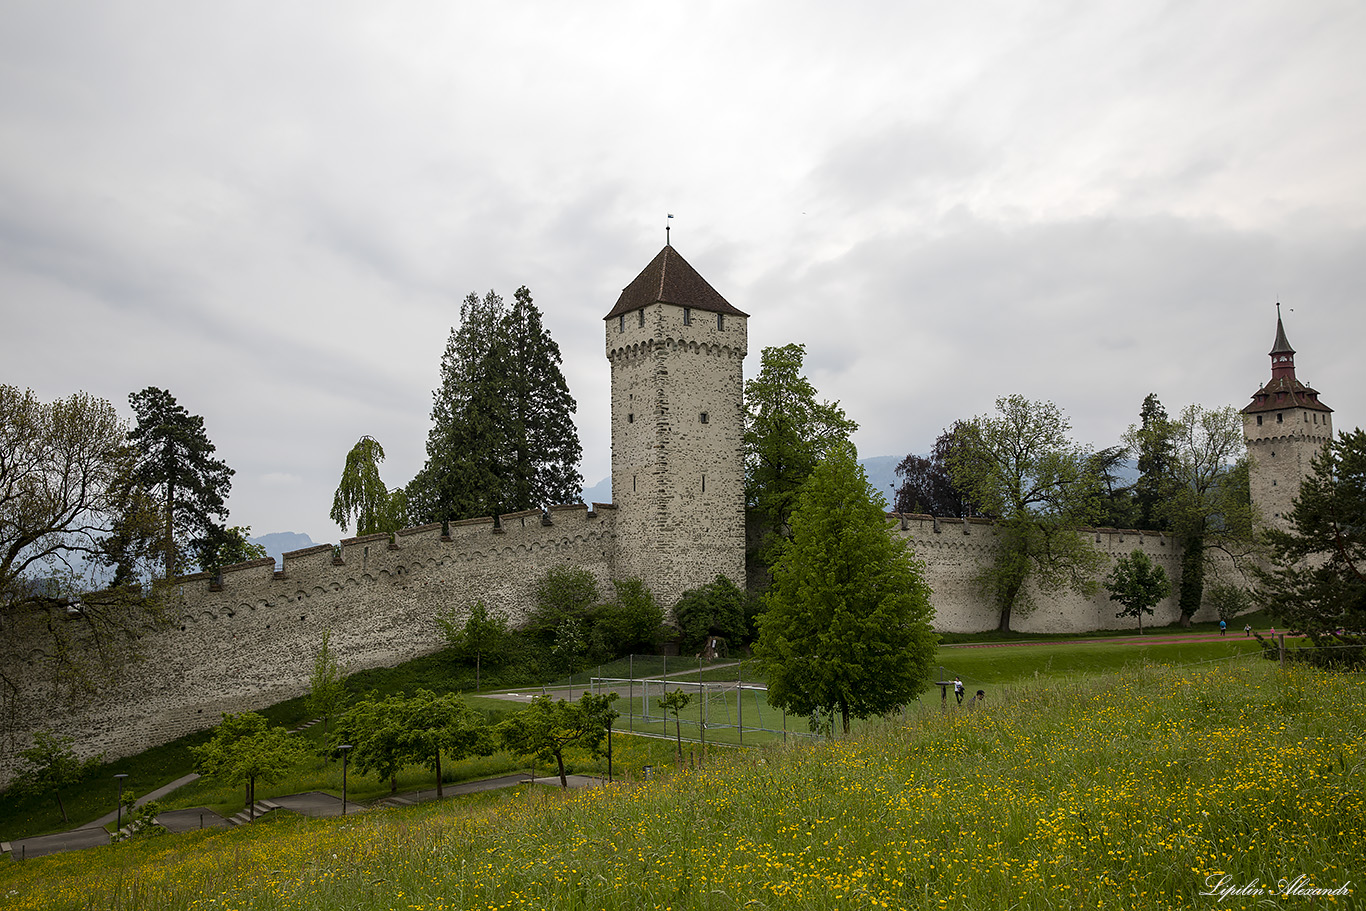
[435,748,443,799]
[675,719,683,763]
[555,750,568,789]
[249,776,256,821]
[164,478,177,578]
[391,773,398,796]
[840,701,850,736]
[55,790,68,823]
[475,652,481,693]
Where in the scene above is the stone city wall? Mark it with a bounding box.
[896,513,1233,633]
[1,504,1247,786]
[0,504,618,783]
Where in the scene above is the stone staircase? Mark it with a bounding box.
[227,799,282,826]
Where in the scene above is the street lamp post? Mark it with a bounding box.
[113,773,129,834]
[338,744,352,816]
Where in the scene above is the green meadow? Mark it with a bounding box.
[1,654,1361,910]
[0,631,1271,842]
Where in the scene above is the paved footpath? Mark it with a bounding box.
[1,771,601,860]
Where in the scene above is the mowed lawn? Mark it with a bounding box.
[935,634,1264,688]
[2,657,1360,911]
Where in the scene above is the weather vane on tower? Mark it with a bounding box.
[666,213,673,246]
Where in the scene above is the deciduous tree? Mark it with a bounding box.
[596,578,664,656]
[948,395,1108,632]
[1255,428,1366,668]
[306,629,348,741]
[401,690,491,798]
[10,730,102,823]
[1,386,167,695]
[1105,550,1171,634]
[200,525,267,574]
[127,387,235,577]
[744,343,858,562]
[674,575,749,655]
[660,690,692,761]
[1129,404,1257,626]
[334,694,410,795]
[498,693,618,788]
[191,712,307,820]
[755,443,937,736]
[893,423,978,517]
[437,600,511,691]
[330,436,408,536]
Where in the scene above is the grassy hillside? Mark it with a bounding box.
[0,632,1268,841]
[2,658,1361,910]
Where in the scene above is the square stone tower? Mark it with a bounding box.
[1241,307,1333,529]
[604,245,748,610]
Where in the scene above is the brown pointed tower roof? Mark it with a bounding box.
[604,245,749,320]
[1242,307,1332,415]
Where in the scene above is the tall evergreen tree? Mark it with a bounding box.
[756,442,937,736]
[1129,393,1176,531]
[127,387,234,577]
[503,286,584,511]
[408,287,582,523]
[1255,428,1366,667]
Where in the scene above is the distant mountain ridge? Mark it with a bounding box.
[249,531,317,568]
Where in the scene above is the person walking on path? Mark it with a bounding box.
[1245,623,1252,637]
[954,677,964,705]
[1220,620,1227,636]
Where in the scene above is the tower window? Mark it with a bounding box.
[618,314,625,333]
[683,307,691,326]
[717,313,725,330]
[628,413,634,423]
[699,411,709,424]
[1256,415,1263,426]
[1276,413,1283,423]
[701,474,706,493]
[638,309,645,327]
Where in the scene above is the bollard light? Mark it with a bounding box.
[113,773,129,834]
[338,744,352,816]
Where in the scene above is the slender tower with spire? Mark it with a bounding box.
[1241,306,1333,529]
[605,244,749,608]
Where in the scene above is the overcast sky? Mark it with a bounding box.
[3,2,1362,543]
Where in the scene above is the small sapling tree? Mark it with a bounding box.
[438,600,510,692]
[660,689,693,762]
[498,693,618,788]
[306,629,348,742]
[11,731,102,823]
[1105,550,1171,634]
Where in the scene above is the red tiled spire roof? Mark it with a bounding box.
[604,245,748,320]
[1242,307,1331,415]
